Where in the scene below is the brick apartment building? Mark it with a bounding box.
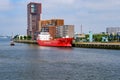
[27,2,42,40]
[27,2,74,40]
[39,19,64,39]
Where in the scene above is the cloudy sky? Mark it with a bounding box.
[0,0,120,36]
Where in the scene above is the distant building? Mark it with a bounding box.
[41,26,56,39]
[117,32,120,35]
[27,2,42,40]
[74,34,85,39]
[56,25,74,38]
[106,27,120,34]
[39,19,64,39]
[74,34,86,42]
[40,19,64,27]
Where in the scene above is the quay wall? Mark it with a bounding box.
[14,40,120,49]
[14,40,37,44]
[72,42,120,49]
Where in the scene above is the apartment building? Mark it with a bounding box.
[27,2,42,40]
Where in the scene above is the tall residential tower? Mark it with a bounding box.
[27,2,42,40]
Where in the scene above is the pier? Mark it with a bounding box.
[72,42,120,49]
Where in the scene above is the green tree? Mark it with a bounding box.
[93,34,108,42]
[85,34,89,42]
[24,36,27,40]
[27,36,32,40]
[13,35,19,40]
[20,36,23,40]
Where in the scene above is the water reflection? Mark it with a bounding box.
[55,47,73,52]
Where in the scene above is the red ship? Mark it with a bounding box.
[37,32,73,47]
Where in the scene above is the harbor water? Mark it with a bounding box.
[0,38,120,80]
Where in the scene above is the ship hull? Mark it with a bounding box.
[37,38,73,47]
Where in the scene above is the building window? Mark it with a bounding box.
[31,4,36,13]
[31,4,34,8]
